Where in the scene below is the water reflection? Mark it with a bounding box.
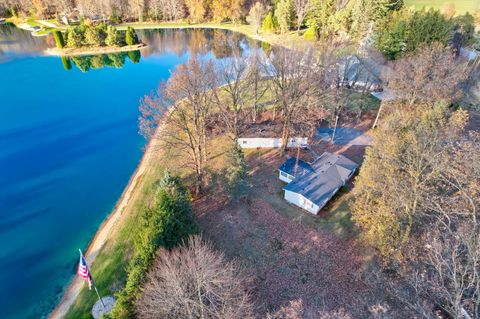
[0,25,262,72]
[60,50,141,72]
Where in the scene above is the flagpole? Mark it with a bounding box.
[78,249,106,310]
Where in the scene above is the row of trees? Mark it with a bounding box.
[58,23,138,48]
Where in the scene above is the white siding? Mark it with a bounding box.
[284,190,320,215]
[279,170,294,183]
[238,137,308,149]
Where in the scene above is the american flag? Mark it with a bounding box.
[78,253,93,290]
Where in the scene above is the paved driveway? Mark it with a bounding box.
[316,127,373,146]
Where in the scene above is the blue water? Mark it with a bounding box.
[0,26,257,319]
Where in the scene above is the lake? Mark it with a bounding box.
[0,25,260,319]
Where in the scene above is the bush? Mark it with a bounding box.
[53,31,65,48]
[125,26,139,46]
[109,172,197,318]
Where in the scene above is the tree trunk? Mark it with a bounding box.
[372,102,383,129]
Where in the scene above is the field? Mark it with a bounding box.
[404,0,479,14]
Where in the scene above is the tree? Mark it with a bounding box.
[376,8,455,59]
[267,46,318,153]
[275,0,293,34]
[105,25,122,46]
[125,26,139,45]
[111,172,197,318]
[383,42,470,106]
[136,235,255,319]
[84,26,103,46]
[352,106,468,259]
[225,143,249,198]
[211,0,232,22]
[293,0,310,32]
[53,31,65,48]
[185,0,206,22]
[139,57,217,194]
[214,53,251,139]
[261,11,279,33]
[246,2,267,34]
[247,50,270,122]
[66,26,84,48]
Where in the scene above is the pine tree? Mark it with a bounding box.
[105,26,121,46]
[275,0,294,33]
[225,143,249,199]
[125,26,139,46]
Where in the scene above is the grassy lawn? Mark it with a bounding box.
[405,0,479,14]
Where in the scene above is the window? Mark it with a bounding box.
[281,171,289,178]
[242,140,247,144]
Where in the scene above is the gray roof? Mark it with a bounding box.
[283,152,358,207]
[279,157,314,177]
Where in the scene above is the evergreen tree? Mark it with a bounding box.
[110,172,197,318]
[275,0,294,33]
[262,11,279,33]
[125,26,139,45]
[84,26,103,46]
[105,25,121,46]
[225,143,249,199]
[53,31,65,48]
[66,26,84,48]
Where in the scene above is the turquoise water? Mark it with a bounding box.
[0,25,257,319]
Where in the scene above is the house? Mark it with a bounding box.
[279,152,358,215]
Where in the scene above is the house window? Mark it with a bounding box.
[302,198,313,208]
[242,140,247,144]
[281,171,289,178]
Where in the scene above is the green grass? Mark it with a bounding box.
[404,0,479,14]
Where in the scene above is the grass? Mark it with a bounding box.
[404,0,480,14]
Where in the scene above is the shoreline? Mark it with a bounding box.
[44,43,147,57]
[49,109,168,319]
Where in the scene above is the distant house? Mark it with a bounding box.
[279,152,358,215]
[339,55,382,92]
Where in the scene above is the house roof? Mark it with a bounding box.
[279,157,314,177]
[283,152,359,207]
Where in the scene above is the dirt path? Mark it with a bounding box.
[49,113,167,319]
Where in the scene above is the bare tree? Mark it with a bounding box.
[293,0,310,32]
[214,52,251,140]
[246,1,267,35]
[136,236,255,319]
[383,42,471,106]
[267,45,318,153]
[247,50,270,123]
[139,56,217,194]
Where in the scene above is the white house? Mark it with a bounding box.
[279,152,358,215]
[238,137,308,149]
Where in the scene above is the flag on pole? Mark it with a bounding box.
[78,252,93,290]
